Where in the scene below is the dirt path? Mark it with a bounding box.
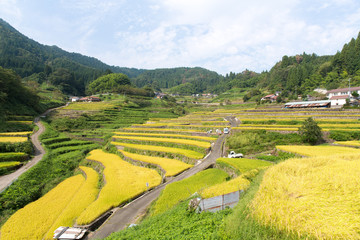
[0,104,68,193]
[88,133,227,239]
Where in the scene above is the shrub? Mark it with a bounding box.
[298,117,323,145]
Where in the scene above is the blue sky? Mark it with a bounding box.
[1,0,360,75]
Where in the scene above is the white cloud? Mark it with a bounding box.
[0,0,22,23]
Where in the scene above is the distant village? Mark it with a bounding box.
[262,86,360,109]
[70,86,360,109]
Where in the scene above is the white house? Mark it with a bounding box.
[326,87,360,106]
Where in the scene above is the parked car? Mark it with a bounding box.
[228,151,243,158]
[223,127,229,134]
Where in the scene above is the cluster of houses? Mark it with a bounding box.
[263,86,360,109]
[70,96,101,102]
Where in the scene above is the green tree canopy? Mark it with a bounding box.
[87,73,131,94]
[298,117,323,145]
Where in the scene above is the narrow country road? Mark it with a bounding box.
[0,117,46,193]
[89,133,227,239]
[0,104,68,193]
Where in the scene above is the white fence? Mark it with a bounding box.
[199,190,243,213]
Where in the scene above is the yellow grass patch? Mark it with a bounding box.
[76,149,161,225]
[119,150,192,177]
[250,154,360,239]
[112,135,211,148]
[111,142,204,159]
[233,126,298,131]
[276,145,360,157]
[0,136,28,142]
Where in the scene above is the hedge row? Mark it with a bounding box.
[42,137,71,145]
[0,152,29,162]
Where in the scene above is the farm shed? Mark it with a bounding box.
[284,100,331,109]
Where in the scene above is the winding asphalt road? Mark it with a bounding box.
[0,105,67,193]
[89,132,228,239]
[0,117,46,193]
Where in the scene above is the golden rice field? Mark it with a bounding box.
[0,136,28,143]
[276,145,360,157]
[217,157,273,173]
[111,142,204,159]
[113,131,217,141]
[119,150,192,177]
[250,154,360,239]
[233,126,298,131]
[151,169,229,216]
[112,135,211,148]
[123,127,199,133]
[6,120,33,124]
[241,118,360,123]
[76,149,161,225]
[200,173,251,198]
[0,131,32,136]
[62,101,116,110]
[334,140,360,147]
[1,173,86,239]
[0,161,21,168]
[44,166,99,239]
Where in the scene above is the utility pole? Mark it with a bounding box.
[349,78,351,100]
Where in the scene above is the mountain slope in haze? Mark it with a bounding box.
[133,67,223,94]
[0,18,145,95]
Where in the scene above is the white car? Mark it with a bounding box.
[228,151,243,158]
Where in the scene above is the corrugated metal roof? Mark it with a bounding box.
[285,100,331,105]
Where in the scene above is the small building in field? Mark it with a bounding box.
[78,96,101,102]
[284,100,331,109]
[261,94,278,102]
[70,97,80,102]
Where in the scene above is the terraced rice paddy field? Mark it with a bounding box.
[3,104,360,239]
[0,117,34,176]
[251,144,360,239]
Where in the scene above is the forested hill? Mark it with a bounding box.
[211,32,360,97]
[133,67,222,94]
[0,18,144,95]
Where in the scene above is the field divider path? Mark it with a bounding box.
[88,133,227,239]
[0,103,68,193]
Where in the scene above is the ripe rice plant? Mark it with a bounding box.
[1,174,85,240]
[0,131,32,136]
[0,136,28,143]
[6,120,33,124]
[62,101,116,110]
[76,149,161,225]
[250,154,360,239]
[217,157,273,173]
[113,131,217,141]
[111,142,204,159]
[276,145,360,157]
[200,174,251,198]
[334,140,360,147]
[0,161,21,169]
[151,169,229,216]
[44,166,99,239]
[119,150,192,177]
[123,127,200,133]
[113,135,211,148]
[233,126,298,131]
